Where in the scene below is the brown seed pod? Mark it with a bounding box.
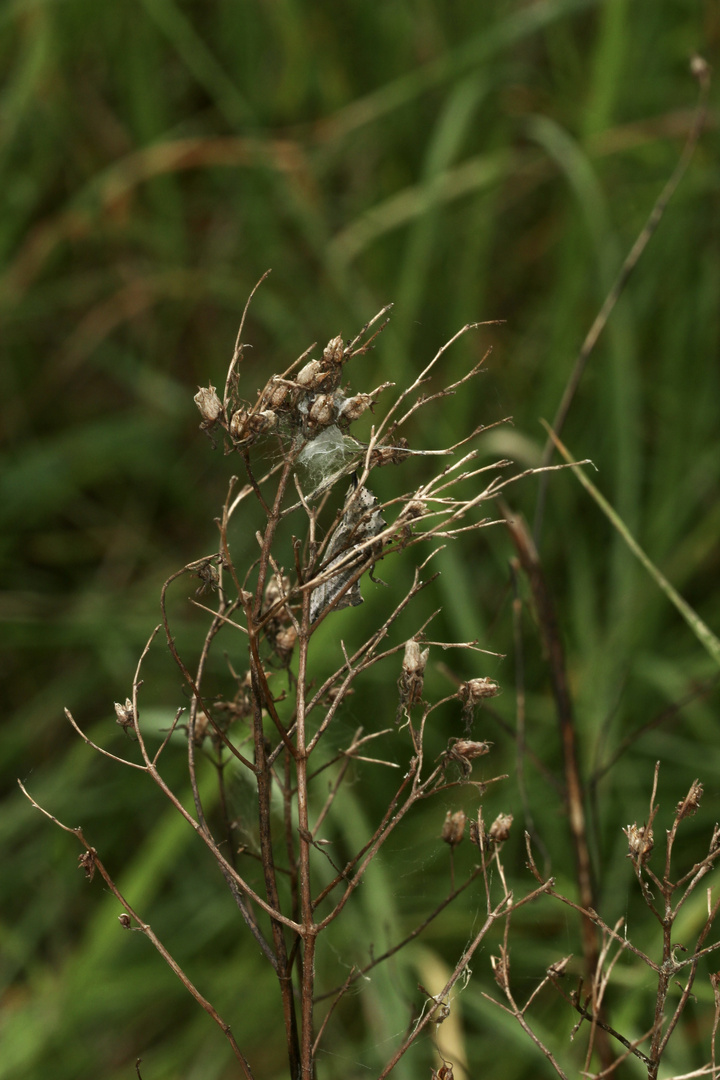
[441,809,467,849]
[322,334,345,366]
[296,359,328,389]
[264,573,291,614]
[370,438,410,466]
[262,377,294,411]
[193,385,223,425]
[488,812,513,844]
[338,393,373,423]
[249,409,277,435]
[114,698,135,732]
[274,625,297,663]
[624,822,654,863]
[308,393,335,428]
[229,408,250,441]
[441,737,492,778]
[397,639,429,718]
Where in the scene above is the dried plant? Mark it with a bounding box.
[20,260,719,1078]
[474,762,720,1080]
[20,281,577,1079]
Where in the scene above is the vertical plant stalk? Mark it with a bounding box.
[499,506,596,959]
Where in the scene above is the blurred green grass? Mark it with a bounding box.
[1,1,719,1077]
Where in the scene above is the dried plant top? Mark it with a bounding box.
[190,280,546,644]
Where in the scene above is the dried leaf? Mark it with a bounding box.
[310,480,386,622]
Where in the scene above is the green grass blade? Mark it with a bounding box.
[547,422,720,667]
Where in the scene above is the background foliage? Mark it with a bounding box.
[1,1,719,1078]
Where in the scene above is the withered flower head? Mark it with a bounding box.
[262,376,294,411]
[323,334,345,366]
[229,407,250,441]
[338,392,373,423]
[451,738,491,759]
[194,385,223,425]
[488,813,513,844]
[441,809,467,849]
[676,780,703,821]
[458,677,500,732]
[396,639,429,717]
[458,678,500,706]
[308,393,336,429]
[370,438,410,467]
[491,948,510,990]
[251,409,277,434]
[402,639,429,680]
[195,560,220,595]
[624,822,654,864]
[690,54,710,83]
[547,956,571,979]
[401,499,426,520]
[296,359,328,389]
[264,574,290,614]
[274,625,298,663]
[442,738,492,779]
[114,698,135,732]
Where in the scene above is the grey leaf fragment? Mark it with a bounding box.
[310,481,386,622]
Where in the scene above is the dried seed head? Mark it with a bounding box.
[229,407,250,441]
[547,956,571,979]
[458,677,500,732]
[402,638,429,681]
[264,574,290,613]
[459,678,500,705]
[296,359,328,389]
[118,913,132,929]
[195,560,220,595]
[488,813,513,844]
[451,738,491,759]
[401,499,426,520]
[262,377,293,410]
[677,780,703,820]
[308,393,336,428]
[396,639,429,718]
[274,625,297,662]
[250,409,277,434]
[194,384,223,425]
[370,438,410,466]
[114,698,135,732]
[323,334,345,366]
[441,809,467,849]
[624,822,654,864]
[442,737,492,779]
[338,392,373,423]
[491,948,510,990]
[231,407,276,443]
